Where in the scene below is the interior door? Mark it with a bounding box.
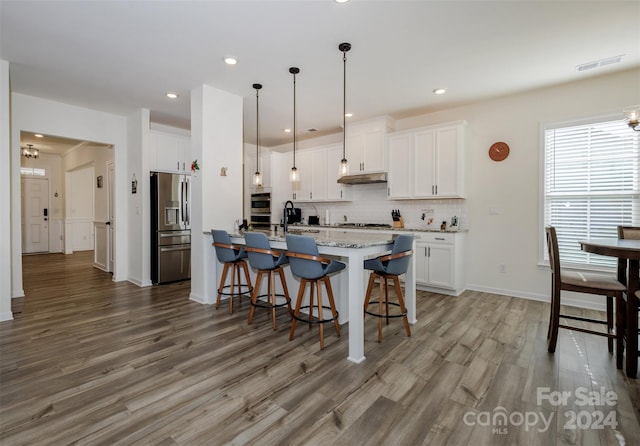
[22,177,50,253]
[107,161,115,273]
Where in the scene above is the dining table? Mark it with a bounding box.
[228,229,417,364]
[580,238,640,378]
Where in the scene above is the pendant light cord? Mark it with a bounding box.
[338,43,351,164]
[289,67,300,168]
[342,49,347,160]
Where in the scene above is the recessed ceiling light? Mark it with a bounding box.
[34,134,43,138]
[433,88,447,95]
[345,113,353,118]
[335,0,350,3]
[224,57,238,65]
[284,128,292,133]
[166,92,178,99]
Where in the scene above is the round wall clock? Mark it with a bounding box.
[489,142,510,161]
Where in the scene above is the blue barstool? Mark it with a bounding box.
[211,229,253,315]
[286,234,346,350]
[364,234,414,342]
[244,232,292,330]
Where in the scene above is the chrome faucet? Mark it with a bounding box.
[283,200,294,233]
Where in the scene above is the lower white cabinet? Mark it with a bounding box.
[414,232,466,295]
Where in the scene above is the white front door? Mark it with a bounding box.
[22,178,50,253]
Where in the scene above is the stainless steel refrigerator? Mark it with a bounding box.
[151,171,191,284]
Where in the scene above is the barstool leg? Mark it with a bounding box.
[364,273,376,317]
[384,276,390,326]
[393,275,411,337]
[269,270,277,331]
[289,279,307,341]
[248,270,263,325]
[317,280,325,349]
[229,263,240,315]
[378,275,384,342]
[308,282,315,330]
[278,268,293,318]
[216,263,230,310]
[324,276,340,337]
[241,261,253,297]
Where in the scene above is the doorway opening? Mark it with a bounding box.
[19,131,115,278]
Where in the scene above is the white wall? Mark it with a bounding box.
[190,84,244,305]
[126,109,151,286]
[0,59,12,321]
[10,93,129,305]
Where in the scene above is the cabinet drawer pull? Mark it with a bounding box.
[435,237,445,240]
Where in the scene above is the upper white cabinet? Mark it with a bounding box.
[345,116,394,173]
[275,145,348,203]
[387,121,466,199]
[150,130,191,174]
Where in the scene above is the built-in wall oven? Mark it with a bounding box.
[250,192,271,229]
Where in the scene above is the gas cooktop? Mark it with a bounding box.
[334,223,392,228]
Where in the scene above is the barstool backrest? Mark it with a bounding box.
[385,234,414,276]
[286,234,325,279]
[211,229,243,263]
[244,232,277,270]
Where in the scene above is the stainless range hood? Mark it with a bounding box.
[337,171,387,185]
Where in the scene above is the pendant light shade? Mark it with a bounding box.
[289,67,300,182]
[252,83,263,187]
[339,42,351,176]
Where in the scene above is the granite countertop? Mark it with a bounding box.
[287,223,467,234]
[226,229,396,249]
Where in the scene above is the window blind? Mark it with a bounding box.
[544,118,640,267]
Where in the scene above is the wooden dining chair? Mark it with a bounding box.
[618,226,640,374]
[546,226,625,354]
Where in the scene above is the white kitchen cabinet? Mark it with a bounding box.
[345,116,394,173]
[150,130,191,174]
[387,121,466,200]
[387,132,413,199]
[414,232,466,295]
[291,151,313,201]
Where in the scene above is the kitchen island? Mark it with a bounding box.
[228,229,416,363]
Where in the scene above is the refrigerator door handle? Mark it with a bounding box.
[184,178,189,227]
[160,245,191,253]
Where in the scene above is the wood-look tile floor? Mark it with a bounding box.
[1,251,639,445]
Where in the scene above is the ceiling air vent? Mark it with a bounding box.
[577,55,624,72]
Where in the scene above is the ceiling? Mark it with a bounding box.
[2,1,639,150]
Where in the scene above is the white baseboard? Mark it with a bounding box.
[0,311,14,322]
[127,276,153,287]
[465,284,606,312]
[12,289,24,298]
[190,292,213,305]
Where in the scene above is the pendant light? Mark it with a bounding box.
[339,42,351,176]
[289,67,300,182]
[252,83,263,187]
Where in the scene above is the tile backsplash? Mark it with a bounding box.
[295,183,467,230]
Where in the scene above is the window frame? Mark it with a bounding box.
[538,112,640,271]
